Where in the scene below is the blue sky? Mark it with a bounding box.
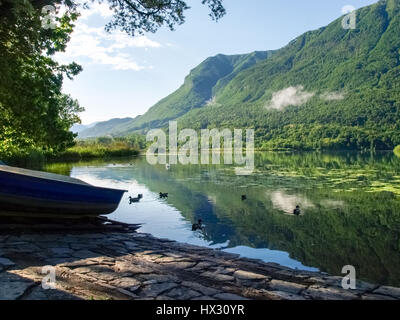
[57,0,378,124]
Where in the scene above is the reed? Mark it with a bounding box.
[1,138,141,167]
[53,142,140,161]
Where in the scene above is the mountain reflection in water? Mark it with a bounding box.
[43,151,400,286]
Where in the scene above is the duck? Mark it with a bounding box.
[241,195,247,201]
[192,219,203,231]
[159,192,168,199]
[129,195,142,204]
[293,205,301,216]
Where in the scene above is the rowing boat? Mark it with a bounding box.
[0,163,126,218]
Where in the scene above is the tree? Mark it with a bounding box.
[98,0,226,36]
[0,0,84,156]
[0,0,226,157]
[0,1,84,152]
[2,1,226,37]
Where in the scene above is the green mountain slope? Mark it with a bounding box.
[117,51,272,132]
[177,0,400,150]
[81,0,400,150]
[77,51,271,138]
[78,117,133,138]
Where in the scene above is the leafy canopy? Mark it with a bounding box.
[0,0,83,156]
[98,0,226,36]
[0,0,226,158]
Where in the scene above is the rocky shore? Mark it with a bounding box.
[1,231,400,300]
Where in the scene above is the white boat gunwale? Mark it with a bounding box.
[0,164,128,193]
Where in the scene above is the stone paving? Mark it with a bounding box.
[1,232,400,300]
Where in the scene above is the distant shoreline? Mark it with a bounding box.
[2,147,397,170]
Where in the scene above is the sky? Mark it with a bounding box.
[56,0,378,124]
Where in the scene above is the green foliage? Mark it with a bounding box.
[1,134,145,168]
[394,145,400,158]
[99,0,226,36]
[53,136,143,161]
[0,1,83,158]
[3,147,48,169]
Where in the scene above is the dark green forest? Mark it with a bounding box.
[178,0,400,151]
[0,1,82,160]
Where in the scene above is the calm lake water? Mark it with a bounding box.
[44,152,400,286]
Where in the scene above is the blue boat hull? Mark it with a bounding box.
[0,166,126,217]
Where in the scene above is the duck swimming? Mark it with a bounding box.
[129,194,143,204]
[192,219,203,231]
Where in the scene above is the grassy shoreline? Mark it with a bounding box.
[1,138,142,168]
[2,143,399,169]
[52,144,140,162]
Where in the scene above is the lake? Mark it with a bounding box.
[43,151,400,287]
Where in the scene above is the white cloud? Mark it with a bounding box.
[320,91,346,101]
[84,2,114,19]
[270,191,315,214]
[67,1,114,20]
[54,1,113,19]
[266,86,314,110]
[206,96,221,107]
[104,30,161,50]
[55,4,161,71]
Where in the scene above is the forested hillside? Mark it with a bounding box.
[83,0,400,151]
[178,0,400,150]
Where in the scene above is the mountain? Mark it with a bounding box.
[118,50,273,133]
[78,117,134,138]
[71,122,98,134]
[177,0,400,150]
[81,0,400,150]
